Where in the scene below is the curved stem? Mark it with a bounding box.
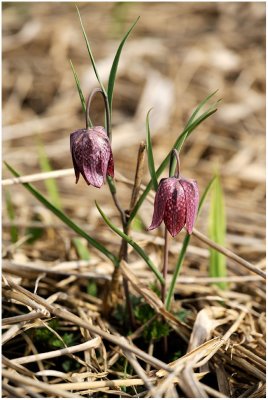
[86,88,111,141]
[169,149,180,178]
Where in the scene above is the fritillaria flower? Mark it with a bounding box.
[148,152,199,237]
[70,126,114,188]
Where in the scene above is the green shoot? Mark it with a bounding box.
[72,237,91,261]
[209,175,227,289]
[38,142,62,210]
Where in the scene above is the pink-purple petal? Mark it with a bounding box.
[180,178,199,234]
[70,129,86,184]
[107,152,114,178]
[163,181,186,237]
[148,178,176,231]
[148,180,168,231]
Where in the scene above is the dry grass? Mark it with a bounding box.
[2,2,265,398]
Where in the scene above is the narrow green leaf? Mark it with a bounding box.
[146,108,158,192]
[5,189,18,243]
[128,92,218,225]
[208,175,227,289]
[165,176,217,310]
[107,16,140,113]
[69,60,86,115]
[38,143,62,210]
[72,237,91,261]
[76,6,106,96]
[95,201,164,285]
[4,162,118,267]
[185,90,219,130]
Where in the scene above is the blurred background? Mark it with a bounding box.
[2,2,265,269]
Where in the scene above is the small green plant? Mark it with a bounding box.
[5,7,220,342]
[209,174,227,289]
[134,300,170,342]
[34,319,77,350]
[38,141,62,209]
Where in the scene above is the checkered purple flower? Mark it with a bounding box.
[148,176,199,237]
[70,126,114,188]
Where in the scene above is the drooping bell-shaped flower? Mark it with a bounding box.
[148,151,199,237]
[70,126,114,188]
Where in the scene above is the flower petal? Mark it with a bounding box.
[180,178,199,234]
[163,180,186,237]
[148,178,176,231]
[107,152,114,178]
[70,129,86,184]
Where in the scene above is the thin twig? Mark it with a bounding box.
[129,141,146,213]
[2,370,81,398]
[2,311,47,326]
[121,337,153,391]
[2,168,73,186]
[11,337,101,365]
[52,378,156,391]
[192,228,266,279]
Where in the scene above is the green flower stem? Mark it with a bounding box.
[165,233,190,310]
[165,176,217,310]
[161,227,169,303]
[86,88,111,140]
[96,201,164,285]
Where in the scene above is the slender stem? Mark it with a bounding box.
[129,142,146,213]
[169,149,180,178]
[165,233,190,310]
[86,88,111,140]
[161,227,169,357]
[161,227,169,303]
[107,177,127,226]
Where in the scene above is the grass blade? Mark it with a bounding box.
[72,237,91,261]
[4,189,18,243]
[69,60,86,116]
[128,92,219,225]
[107,16,140,113]
[185,90,219,130]
[165,176,216,310]
[95,201,164,285]
[38,142,62,210]
[76,6,106,96]
[209,175,227,289]
[4,162,118,267]
[146,108,158,192]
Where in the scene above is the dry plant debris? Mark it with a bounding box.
[2,2,265,398]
